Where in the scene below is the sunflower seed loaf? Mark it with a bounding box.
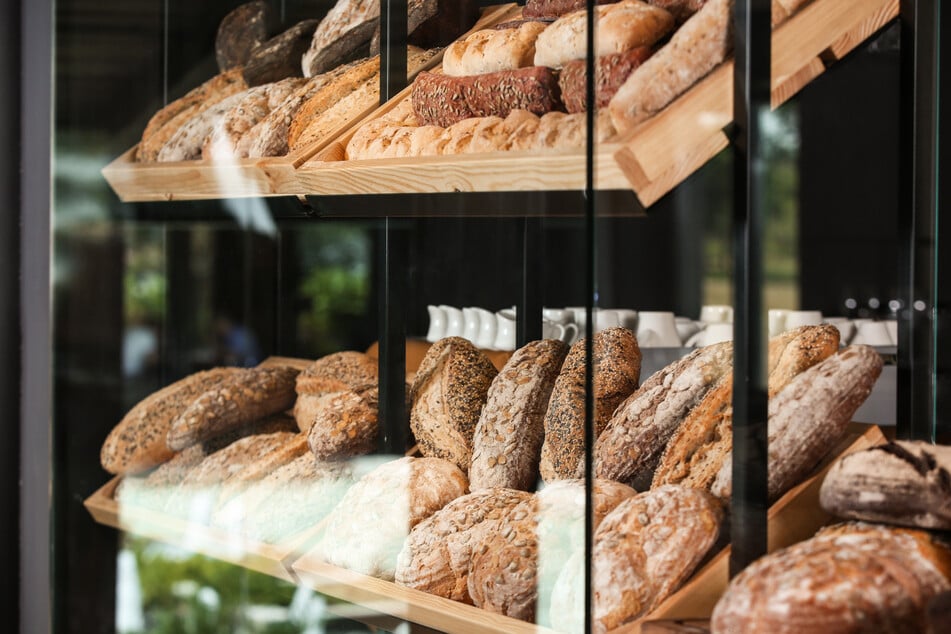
[469,339,569,492]
[540,327,641,481]
[101,367,242,475]
[166,365,300,451]
[294,350,378,434]
[395,487,532,602]
[312,456,469,580]
[819,440,951,530]
[410,337,498,472]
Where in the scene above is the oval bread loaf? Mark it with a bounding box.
[410,337,498,472]
[442,21,548,76]
[469,339,568,491]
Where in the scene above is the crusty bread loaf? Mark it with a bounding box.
[305,387,381,459]
[213,434,310,509]
[243,19,319,86]
[533,1,675,68]
[469,339,569,491]
[820,440,951,530]
[301,0,379,78]
[767,324,840,397]
[587,485,724,633]
[166,365,300,451]
[137,69,248,162]
[215,2,272,72]
[559,48,654,113]
[647,0,708,24]
[410,337,498,472]
[710,344,884,501]
[711,522,951,634]
[524,0,617,19]
[156,90,252,162]
[395,487,531,602]
[101,367,241,475]
[594,341,733,488]
[311,456,468,580]
[294,350,378,434]
[609,0,733,132]
[540,327,641,481]
[442,22,548,77]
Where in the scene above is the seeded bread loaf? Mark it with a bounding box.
[469,339,568,491]
[533,1,675,68]
[711,522,951,634]
[166,365,300,451]
[820,440,951,530]
[410,337,498,472]
[767,323,841,397]
[710,344,884,501]
[101,367,242,475]
[609,0,733,132]
[294,351,378,435]
[587,485,724,633]
[442,21,548,77]
[540,327,641,481]
[156,90,250,162]
[311,456,468,580]
[213,433,310,509]
[559,48,654,113]
[395,487,532,602]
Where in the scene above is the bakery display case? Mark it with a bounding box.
[9,0,950,633]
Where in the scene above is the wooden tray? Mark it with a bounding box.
[291,423,887,634]
[101,4,519,204]
[298,0,897,205]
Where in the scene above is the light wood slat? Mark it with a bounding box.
[825,0,899,61]
[612,423,888,634]
[771,56,826,109]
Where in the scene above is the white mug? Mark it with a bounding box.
[426,305,447,342]
[700,304,733,324]
[543,319,580,344]
[440,305,465,338]
[823,316,854,345]
[784,310,823,330]
[686,322,733,347]
[474,307,498,349]
[592,309,622,333]
[851,321,893,347]
[493,309,517,351]
[675,316,702,344]
[768,309,789,338]
[542,308,574,325]
[462,307,481,343]
[636,311,681,347]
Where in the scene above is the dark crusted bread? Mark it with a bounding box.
[166,365,300,451]
[820,440,951,530]
[215,2,273,72]
[410,337,498,472]
[101,367,242,475]
[395,487,531,602]
[540,327,641,481]
[469,339,568,491]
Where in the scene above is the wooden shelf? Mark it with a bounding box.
[101,0,896,207]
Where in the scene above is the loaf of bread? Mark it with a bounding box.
[213,434,310,510]
[524,0,617,19]
[559,48,654,113]
[533,1,675,68]
[311,456,468,580]
[243,19,319,86]
[369,0,481,54]
[156,90,250,162]
[215,2,272,72]
[294,350,377,434]
[395,487,531,602]
[587,485,723,633]
[442,22,548,77]
[137,69,248,162]
[819,440,951,530]
[410,337,498,472]
[609,0,732,132]
[594,340,733,488]
[540,327,641,481]
[709,344,884,501]
[646,0,708,24]
[767,323,841,396]
[711,522,951,633]
[469,339,568,491]
[301,0,379,78]
[166,365,300,451]
[101,367,242,475]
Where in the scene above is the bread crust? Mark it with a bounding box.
[442,22,548,77]
[301,0,379,78]
[469,339,569,491]
[410,337,498,471]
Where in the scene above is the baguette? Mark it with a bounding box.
[609,0,733,132]
[166,365,300,451]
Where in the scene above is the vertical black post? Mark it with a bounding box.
[378,218,408,454]
[730,0,770,577]
[897,0,939,442]
[380,0,408,104]
[517,216,543,346]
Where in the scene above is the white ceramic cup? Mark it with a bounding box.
[474,307,498,349]
[493,309,517,351]
[687,322,733,347]
[441,305,465,338]
[636,311,681,347]
[462,307,481,343]
[675,316,702,344]
[543,308,574,325]
[851,320,893,346]
[700,304,733,324]
[565,306,588,330]
[543,319,580,344]
[592,309,622,333]
[426,305,447,342]
[823,316,855,345]
[610,309,639,331]
[768,309,789,338]
[784,310,823,330]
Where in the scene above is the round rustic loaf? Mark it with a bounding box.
[411,337,499,472]
[711,522,951,634]
[469,339,569,492]
[395,487,531,602]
